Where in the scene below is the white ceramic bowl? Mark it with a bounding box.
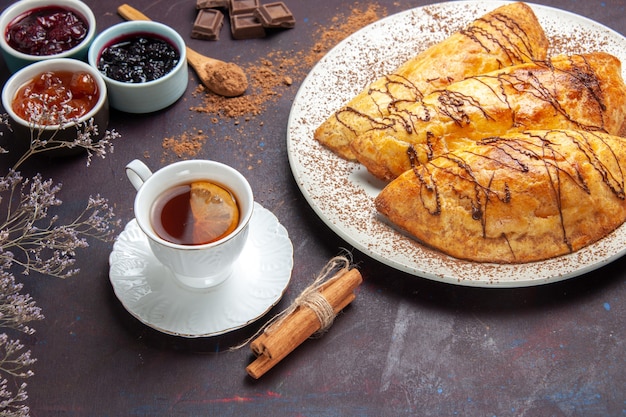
[88,20,188,113]
[1,57,109,153]
[0,0,97,73]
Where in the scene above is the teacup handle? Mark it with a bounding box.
[125,159,153,191]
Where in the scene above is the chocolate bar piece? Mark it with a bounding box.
[230,13,265,39]
[196,0,229,8]
[254,2,295,28]
[191,9,225,40]
[229,0,259,15]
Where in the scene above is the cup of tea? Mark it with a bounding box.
[125,159,254,289]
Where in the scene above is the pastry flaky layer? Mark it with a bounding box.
[375,130,626,264]
[313,2,549,160]
[351,52,626,181]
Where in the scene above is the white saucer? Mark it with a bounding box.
[109,202,293,337]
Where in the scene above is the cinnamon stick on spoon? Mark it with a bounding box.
[117,4,248,97]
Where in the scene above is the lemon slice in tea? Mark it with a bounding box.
[189,181,239,244]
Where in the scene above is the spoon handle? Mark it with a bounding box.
[117,4,150,21]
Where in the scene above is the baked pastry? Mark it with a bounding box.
[351,52,626,181]
[375,129,626,263]
[314,2,549,160]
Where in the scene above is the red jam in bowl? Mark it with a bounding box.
[12,70,99,125]
[97,34,180,83]
[5,6,88,56]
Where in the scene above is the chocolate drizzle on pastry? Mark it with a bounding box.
[377,130,626,263]
[350,52,626,181]
[459,11,538,74]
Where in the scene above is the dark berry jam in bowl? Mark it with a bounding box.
[1,58,109,155]
[0,0,96,73]
[97,33,180,83]
[88,21,188,113]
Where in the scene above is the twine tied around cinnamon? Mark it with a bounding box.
[274,254,352,335]
[240,254,363,379]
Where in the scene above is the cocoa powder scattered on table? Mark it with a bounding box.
[306,3,385,67]
[161,129,208,160]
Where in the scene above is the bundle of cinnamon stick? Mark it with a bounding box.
[246,265,362,379]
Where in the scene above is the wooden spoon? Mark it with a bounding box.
[117,4,248,97]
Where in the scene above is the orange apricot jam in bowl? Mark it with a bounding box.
[1,58,109,155]
[12,70,99,125]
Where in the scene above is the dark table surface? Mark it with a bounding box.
[1,0,625,416]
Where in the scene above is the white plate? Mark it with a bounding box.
[287,1,626,287]
[109,203,293,337]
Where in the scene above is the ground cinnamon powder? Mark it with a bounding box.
[161,3,386,161]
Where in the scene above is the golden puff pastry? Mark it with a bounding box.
[375,130,626,264]
[313,2,549,160]
[352,52,626,181]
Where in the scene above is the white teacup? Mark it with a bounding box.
[125,159,254,290]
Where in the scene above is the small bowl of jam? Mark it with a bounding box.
[88,20,188,113]
[0,0,97,73]
[1,57,109,154]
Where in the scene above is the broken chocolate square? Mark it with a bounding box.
[196,0,229,9]
[191,9,225,40]
[230,13,265,39]
[229,0,260,15]
[254,2,295,29]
